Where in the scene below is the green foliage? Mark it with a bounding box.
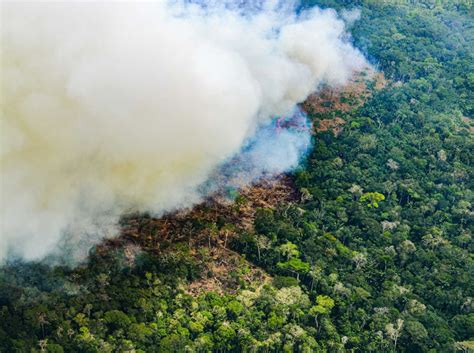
[273,276,300,288]
[0,2,473,353]
[277,258,311,278]
[310,295,335,316]
[104,310,132,330]
[360,192,385,208]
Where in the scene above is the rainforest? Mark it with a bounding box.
[0,0,473,352]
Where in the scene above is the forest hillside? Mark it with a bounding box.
[0,1,473,352]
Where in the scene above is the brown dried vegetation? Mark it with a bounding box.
[302,68,387,135]
[96,176,296,294]
[95,68,386,294]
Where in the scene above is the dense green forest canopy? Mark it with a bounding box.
[1,1,473,352]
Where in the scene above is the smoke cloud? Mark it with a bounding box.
[0,1,366,263]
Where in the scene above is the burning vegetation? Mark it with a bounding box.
[94,68,387,294]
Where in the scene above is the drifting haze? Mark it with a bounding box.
[0,1,367,263]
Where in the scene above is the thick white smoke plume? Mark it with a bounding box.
[0,1,367,263]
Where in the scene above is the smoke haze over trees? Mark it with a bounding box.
[1,0,366,263]
[0,0,473,352]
